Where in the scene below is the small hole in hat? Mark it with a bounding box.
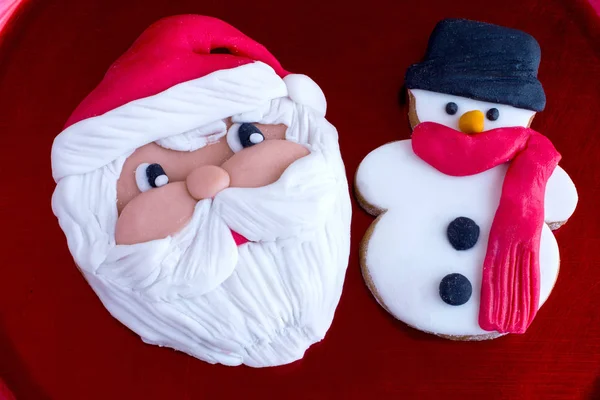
[210,47,233,54]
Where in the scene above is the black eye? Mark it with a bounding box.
[445,102,458,115]
[135,163,169,192]
[146,163,168,187]
[238,123,265,148]
[486,108,500,121]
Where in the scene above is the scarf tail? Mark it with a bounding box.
[478,134,560,333]
[479,225,542,333]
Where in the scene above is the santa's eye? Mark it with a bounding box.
[227,123,265,153]
[135,163,169,192]
[239,123,265,148]
[486,108,500,121]
[445,102,458,115]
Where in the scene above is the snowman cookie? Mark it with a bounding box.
[356,19,578,340]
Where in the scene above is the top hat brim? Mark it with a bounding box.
[405,62,546,112]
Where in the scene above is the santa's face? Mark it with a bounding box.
[52,89,351,366]
[408,89,537,132]
[115,120,308,245]
[51,58,352,366]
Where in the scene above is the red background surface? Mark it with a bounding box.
[1,0,600,399]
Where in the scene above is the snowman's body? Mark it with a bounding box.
[356,139,577,337]
[356,88,578,337]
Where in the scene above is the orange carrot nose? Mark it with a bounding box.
[458,110,484,134]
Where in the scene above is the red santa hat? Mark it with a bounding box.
[52,15,326,181]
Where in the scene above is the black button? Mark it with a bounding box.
[447,217,480,250]
[439,273,472,306]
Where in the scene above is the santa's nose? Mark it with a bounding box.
[186,165,230,200]
[458,110,484,134]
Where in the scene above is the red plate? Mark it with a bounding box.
[1,0,599,399]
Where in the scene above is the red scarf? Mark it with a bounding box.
[412,122,560,334]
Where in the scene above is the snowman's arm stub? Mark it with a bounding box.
[544,165,578,228]
[354,140,415,216]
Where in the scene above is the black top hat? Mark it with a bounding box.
[405,19,546,112]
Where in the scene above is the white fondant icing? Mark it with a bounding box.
[135,163,152,192]
[51,62,288,181]
[155,174,169,187]
[283,74,327,118]
[356,140,577,336]
[249,132,263,144]
[51,66,351,366]
[544,166,578,223]
[226,123,243,153]
[411,89,536,131]
[155,120,227,152]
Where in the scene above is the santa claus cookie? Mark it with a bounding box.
[51,15,351,366]
[356,19,578,340]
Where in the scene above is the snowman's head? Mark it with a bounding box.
[408,89,537,133]
[404,19,546,134]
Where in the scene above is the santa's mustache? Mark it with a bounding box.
[103,195,244,301]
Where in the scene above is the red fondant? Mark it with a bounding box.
[412,122,561,334]
[65,15,290,128]
[231,230,249,246]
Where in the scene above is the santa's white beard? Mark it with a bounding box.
[90,213,349,366]
[52,99,351,367]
